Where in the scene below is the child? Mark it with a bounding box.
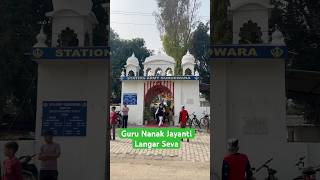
[39,131,61,180]
[110,106,117,140]
[2,141,23,180]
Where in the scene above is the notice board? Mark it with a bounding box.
[42,101,87,136]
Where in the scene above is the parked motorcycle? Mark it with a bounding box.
[19,154,38,180]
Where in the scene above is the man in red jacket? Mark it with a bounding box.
[222,138,253,180]
[179,106,189,142]
[110,106,117,140]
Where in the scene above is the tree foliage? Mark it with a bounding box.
[92,0,109,46]
[211,0,232,44]
[190,22,210,82]
[154,0,200,75]
[271,0,320,71]
[110,29,152,103]
[190,22,210,99]
[0,0,108,131]
[0,0,53,131]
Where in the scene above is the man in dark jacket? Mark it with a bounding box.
[222,138,253,180]
[155,104,165,126]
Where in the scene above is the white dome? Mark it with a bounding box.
[126,53,139,66]
[144,52,175,65]
[181,51,195,66]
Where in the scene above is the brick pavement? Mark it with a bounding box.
[110,128,210,163]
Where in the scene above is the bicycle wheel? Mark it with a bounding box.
[193,118,201,129]
[201,117,209,128]
[187,118,193,128]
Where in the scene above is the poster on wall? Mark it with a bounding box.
[123,93,138,105]
[42,101,87,136]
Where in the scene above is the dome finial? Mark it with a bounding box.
[195,70,199,76]
[120,69,126,77]
[33,24,48,47]
[132,52,135,57]
[271,24,285,45]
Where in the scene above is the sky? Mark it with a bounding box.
[110,0,210,52]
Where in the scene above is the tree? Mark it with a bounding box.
[190,22,210,82]
[0,0,108,132]
[211,0,232,44]
[0,0,53,131]
[270,0,320,124]
[154,0,200,75]
[110,29,152,103]
[92,0,109,46]
[271,0,320,71]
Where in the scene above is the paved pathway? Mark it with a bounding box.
[110,158,210,180]
[110,128,210,180]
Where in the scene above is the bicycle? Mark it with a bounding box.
[200,114,210,132]
[252,158,279,180]
[293,156,320,180]
[187,112,202,129]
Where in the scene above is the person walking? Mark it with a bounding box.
[222,138,253,180]
[150,106,156,123]
[110,106,117,140]
[38,131,61,180]
[179,106,189,142]
[2,142,23,180]
[122,103,129,128]
[168,108,174,126]
[155,104,165,127]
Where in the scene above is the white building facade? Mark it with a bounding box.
[121,51,205,126]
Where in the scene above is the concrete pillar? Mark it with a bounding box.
[35,60,109,180]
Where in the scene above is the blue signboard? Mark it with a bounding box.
[32,47,109,60]
[211,45,288,59]
[123,93,137,105]
[121,76,200,81]
[42,101,87,136]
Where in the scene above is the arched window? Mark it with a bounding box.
[145,68,152,76]
[165,68,173,76]
[128,70,135,77]
[155,68,163,76]
[185,68,192,75]
[239,20,263,44]
[57,27,79,47]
